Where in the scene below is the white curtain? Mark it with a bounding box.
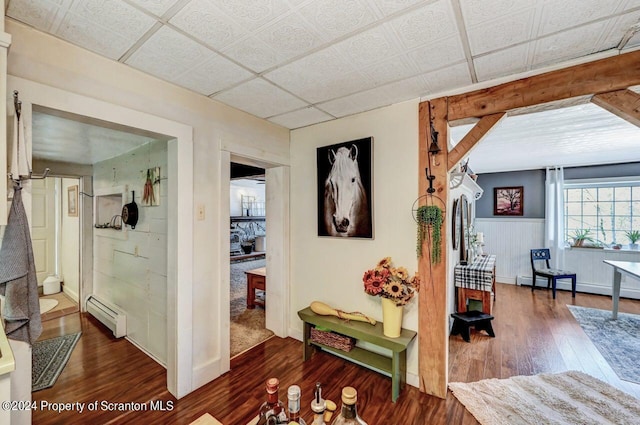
[545,166,565,268]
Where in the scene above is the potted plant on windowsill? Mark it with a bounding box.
[571,229,593,247]
[625,230,640,250]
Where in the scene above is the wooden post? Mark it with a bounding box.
[418,99,449,399]
[591,89,640,128]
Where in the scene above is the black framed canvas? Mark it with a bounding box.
[494,186,524,216]
[317,137,373,238]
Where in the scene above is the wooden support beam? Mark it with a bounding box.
[418,99,449,399]
[447,112,506,171]
[447,50,640,121]
[591,89,640,128]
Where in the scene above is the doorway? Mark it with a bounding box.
[229,162,272,357]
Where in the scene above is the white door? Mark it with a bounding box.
[31,178,57,284]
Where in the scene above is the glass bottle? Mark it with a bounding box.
[331,387,368,425]
[310,382,326,425]
[258,378,289,425]
[287,385,307,424]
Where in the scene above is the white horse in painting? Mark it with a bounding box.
[323,145,370,237]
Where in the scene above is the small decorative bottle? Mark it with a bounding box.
[258,378,289,425]
[287,385,307,425]
[310,382,326,425]
[331,387,367,425]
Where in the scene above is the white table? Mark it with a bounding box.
[603,260,640,319]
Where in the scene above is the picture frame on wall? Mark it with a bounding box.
[68,185,78,217]
[317,137,373,238]
[494,186,523,216]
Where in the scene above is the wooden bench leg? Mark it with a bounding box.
[391,350,406,403]
[302,322,313,361]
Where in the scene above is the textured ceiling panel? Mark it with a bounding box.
[212,78,307,118]
[532,20,607,67]
[171,53,254,96]
[474,42,531,82]
[297,0,378,40]
[407,35,466,74]
[268,107,334,128]
[451,103,640,173]
[6,0,59,32]
[169,0,247,50]
[127,0,182,17]
[389,0,457,49]
[459,0,533,27]
[466,8,536,55]
[254,11,324,60]
[537,0,621,36]
[210,0,291,31]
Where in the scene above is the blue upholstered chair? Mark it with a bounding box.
[530,249,577,299]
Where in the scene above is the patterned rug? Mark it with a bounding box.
[568,305,640,384]
[230,259,273,357]
[449,371,640,425]
[32,332,81,392]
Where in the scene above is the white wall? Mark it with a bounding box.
[5,18,289,396]
[60,177,80,302]
[230,179,265,217]
[289,100,420,386]
[93,140,168,363]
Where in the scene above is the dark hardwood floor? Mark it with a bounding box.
[33,283,640,424]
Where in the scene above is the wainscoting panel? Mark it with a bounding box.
[475,218,545,284]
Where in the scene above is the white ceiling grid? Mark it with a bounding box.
[8,0,640,130]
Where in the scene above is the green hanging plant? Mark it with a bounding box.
[416,205,443,263]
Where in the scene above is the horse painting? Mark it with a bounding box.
[321,144,371,237]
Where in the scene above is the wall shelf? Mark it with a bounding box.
[450,172,483,200]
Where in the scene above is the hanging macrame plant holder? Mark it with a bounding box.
[415,204,443,263]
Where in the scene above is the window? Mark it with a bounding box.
[564,179,640,246]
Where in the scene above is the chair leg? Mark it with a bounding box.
[572,277,576,298]
[552,278,557,299]
[532,274,536,292]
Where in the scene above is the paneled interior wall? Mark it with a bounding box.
[93,140,168,364]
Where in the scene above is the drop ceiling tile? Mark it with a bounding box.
[169,0,247,50]
[331,24,400,68]
[421,62,472,96]
[6,0,62,31]
[459,0,533,27]
[213,78,307,118]
[208,0,291,31]
[68,0,156,41]
[254,11,324,59]
[268,107,334,128]
[381,73,430,100]
[466,8,536,55]
[318,85,395,117]
[538,0,621,36]
[295,70,376,103]
[600,10,640,49]
[126,26,212,81]
[363,54,418,86]
[407,35,466,73]
[389,0,458,49]
[624,31,640,49]
[56,11,138,59]
[297,0,378,41]
[171,53,254,96]
[366,0,425,17]
[532,20,608,67]
[127,0,182,17]
[474,42,531,82]
[223,36,280,73]
[621,0,640,11]
[264,47,356,98]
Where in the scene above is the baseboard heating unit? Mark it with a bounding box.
[85,295,127,338]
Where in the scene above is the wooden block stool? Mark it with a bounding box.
[450,311,495,343]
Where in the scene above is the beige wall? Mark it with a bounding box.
[5,18,289,394]
[289,100,421,385]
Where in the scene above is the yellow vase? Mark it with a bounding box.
[381,297,403,338]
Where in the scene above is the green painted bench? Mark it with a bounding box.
[297,307,417,402]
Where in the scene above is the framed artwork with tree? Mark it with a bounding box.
[494,186,523,216]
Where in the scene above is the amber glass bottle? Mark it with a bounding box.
[330,387,367,425]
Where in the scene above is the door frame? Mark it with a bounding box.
[9,75,195,398]
[219,149,290,373]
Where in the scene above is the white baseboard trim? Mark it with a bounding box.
[407,372,419,389]
[125,336,166,368]
[496,276,516,285]
[191,358,222,391]
[517,276,640,299]
[289,326,303,342]
[62,286,79,303]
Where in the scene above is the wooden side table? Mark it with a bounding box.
[245,267,266,309]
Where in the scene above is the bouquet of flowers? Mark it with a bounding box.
[363,257,420,306]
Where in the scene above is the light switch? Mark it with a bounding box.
[197,204,205,220]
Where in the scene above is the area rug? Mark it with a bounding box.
[39,298,58,314]
[567,305,640,384]
[449,371,640,425]
[32,332,81,392]
[230,259,273,357]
